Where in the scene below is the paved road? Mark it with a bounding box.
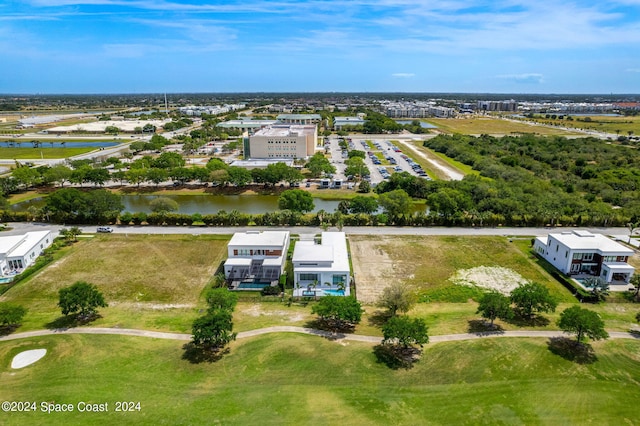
[2,222,632,239]
[1,326,638,345]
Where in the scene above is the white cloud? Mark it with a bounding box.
[626,68,640,73]
[497,73,544,84]
[392,73,415,78]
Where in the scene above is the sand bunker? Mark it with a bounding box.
[11,349,47,369]
[451,266,528,295]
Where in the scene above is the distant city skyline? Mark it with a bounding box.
[2,0,639,94]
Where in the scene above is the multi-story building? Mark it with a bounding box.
[224,231,290,289]
[533,230,634,288]
[246,124,317,159]
[0,231,53,277]
[292,232,351,297]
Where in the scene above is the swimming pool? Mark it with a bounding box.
[322,289,345,296]
[236,282,270,290]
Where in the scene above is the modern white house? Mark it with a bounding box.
[533,230,635,289]
[0,231,53,278]
[224,231,290,290]
[292,232,351,297]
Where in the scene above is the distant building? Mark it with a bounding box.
[477,100,517,112]
[292,232,351,297]
[333,116,365,130]
[246,124,317,159]
[228,159,294,169]
[0,231,53,277]
[276,114,322,125]
[217,119,277,133]
[533,230,634,289]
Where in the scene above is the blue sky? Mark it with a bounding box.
[2,0,639,94]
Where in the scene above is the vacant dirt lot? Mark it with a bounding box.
[350,235,413,304]
[349,235,575,304]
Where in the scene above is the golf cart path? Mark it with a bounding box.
[1,326,638,344]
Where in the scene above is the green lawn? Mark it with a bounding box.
[0,234,230,333]
[426,117,581,136]
[0,333,638,425]
[0,147,93,159]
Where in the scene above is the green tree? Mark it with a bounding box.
[476,291,513,326]
[376,283,416,316]
[511,282,557,319]
[58,281,108,320]
[44,164,72,187]
[227,166,252,187]
[205,288,238,313]
[12,166,40,190]
[382,316,429,348]
[105,125,120,135]
[146,168,169,187]
[153,152,185,169]
[344,156,370,179]
[149,197,179,213]
[306,152,335,178]
[378,188,412,217]
[191,310,237,349]
[349,195,378,214]
[583,277,609,302]
[0,302,27,328]
[311,296,362,332]
[85,168,110,187]
[557,305,609,344]
[126,168,147,187]
[358,180,371,193]
[630,274,640,301]
[278,189,315,212]
[206,158,229,171]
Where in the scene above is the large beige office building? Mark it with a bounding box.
[246,124,317,159]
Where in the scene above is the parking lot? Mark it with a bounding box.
[325,136,432,186]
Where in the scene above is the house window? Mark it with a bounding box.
[299,273,318,281]
[583,253,594,261]
[573,253,582,260]
[332,275,347,286]
[603,256,616,262]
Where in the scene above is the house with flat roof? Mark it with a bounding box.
[0,231,53,277]
[224,231,290,290]
[533,230,634,289]
[246,124,317,159]
[292,232,351,297]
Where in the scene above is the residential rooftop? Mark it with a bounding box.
[228,230,290,248]
[541,230,633,253]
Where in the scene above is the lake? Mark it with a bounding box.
[12,193,427,215]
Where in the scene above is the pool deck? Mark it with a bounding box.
[572,275,633,292]
[229,280,278,291]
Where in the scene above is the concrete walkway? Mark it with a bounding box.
[1,326,638,344]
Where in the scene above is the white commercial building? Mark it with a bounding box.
[224,231,290,289]
[533,230,634,289]
[0,231,53,277]
[292,232,351,297]
[246,124,317,159]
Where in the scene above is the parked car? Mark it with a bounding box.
[97,226,113,233]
